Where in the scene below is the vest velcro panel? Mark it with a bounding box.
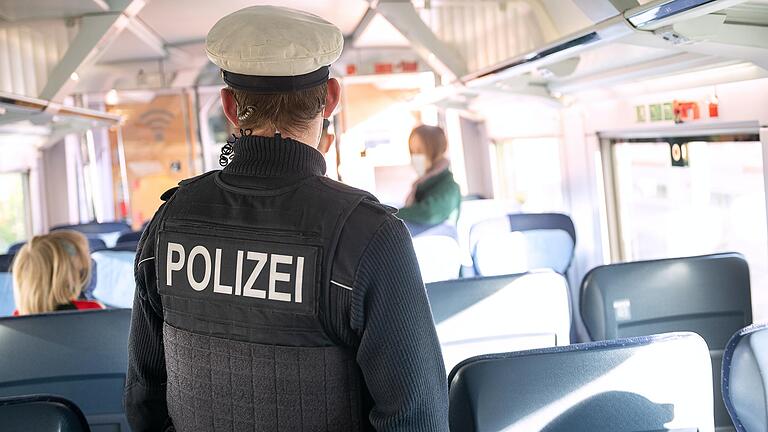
[165,324,362,432]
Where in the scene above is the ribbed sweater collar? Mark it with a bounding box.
[223,134,326,177]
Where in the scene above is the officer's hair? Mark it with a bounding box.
[409,125,448,164]
[230,82,328,136]
[12,231,92,315]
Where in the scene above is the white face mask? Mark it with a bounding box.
[411,154,428,177]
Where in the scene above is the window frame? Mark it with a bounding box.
[601,130,762,263]
[0,170,33,249]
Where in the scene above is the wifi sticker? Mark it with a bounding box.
[139,109,175,141]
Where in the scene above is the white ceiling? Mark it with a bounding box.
[3,0,766,98]
[354,13,409,47]
[0,0,104,21]
[93,0,374,81]
[99,28,165,63]
[138,0,370,45]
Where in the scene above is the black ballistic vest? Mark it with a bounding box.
[155,170,375,431]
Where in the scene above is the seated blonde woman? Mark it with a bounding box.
[12,231,103,316]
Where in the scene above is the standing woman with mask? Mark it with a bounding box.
[399,125,462,236]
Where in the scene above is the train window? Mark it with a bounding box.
[493,137,565,212]
[0,172,31,252]
[610,137,767,318]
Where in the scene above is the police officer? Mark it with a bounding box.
[124,6,449,432]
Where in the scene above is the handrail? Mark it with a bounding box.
[0,91,121,124]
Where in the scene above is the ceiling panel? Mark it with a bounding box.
[354,14,409,47]
[723,0,768,26]
[98,29,164,64]
[539,0,595,35]
[0,0,104,21]
[565,43,680,80]
[139,0,370,44]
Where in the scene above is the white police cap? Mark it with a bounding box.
[206,5,343,93]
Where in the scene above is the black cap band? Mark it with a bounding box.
[222,66,330,93]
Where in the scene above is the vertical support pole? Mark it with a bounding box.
[116,125,131,224]
[179,89,196,176]
[84,129,102,222]
[761,127,768,288]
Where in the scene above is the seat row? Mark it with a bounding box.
[0,222,142,315]
[0,309,762,432]
[412,210,577,283]
[429,252,751,430]
[450,326,768,432]
[6,222,141,254]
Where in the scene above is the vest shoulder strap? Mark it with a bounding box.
[160,187,178,201]
[327,195,399,305]
[159,171,219,202]
[179,170,218,187]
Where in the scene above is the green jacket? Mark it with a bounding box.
[398,169,461,226]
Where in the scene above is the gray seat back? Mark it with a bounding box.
[722,323,768,432]
[426,271,571,372]
[413,235,463,283]
[470,213,576,276]
[449,332,714,432]
[0,309,131,431]
[581,252,752,430]
[51,222,132,248]
[0,394,91,432]
[0,271,14,317]
[116,231,141,244]
[91,250,136,308]
[0,254,14,317]
[0,253,13,272]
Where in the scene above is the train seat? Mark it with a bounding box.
[474,230,574,276]
[0,394,91,432]
[448,332,714,432]
[0,254,15,317]
[6,242,25,254]
[414,222,459,240]
[456,199,521,268]
[91,250,136,308]
[116,231,141,244]
[581,252,752,431]
[426,271,570,372]
[412,235,462,283]
[0,254,13,272]
[469,213,576,276]
[51,222,132,248]
[0,309,131,431]
[722,323,768,432]
[8,238,107,254]
[111,242,139,252]
[0,273,14,317]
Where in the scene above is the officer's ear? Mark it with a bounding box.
[221,88,239,127]
[323,78,341,118]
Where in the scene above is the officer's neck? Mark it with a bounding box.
[248,122,321,150]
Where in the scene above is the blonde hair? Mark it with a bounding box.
[12,231,92,315]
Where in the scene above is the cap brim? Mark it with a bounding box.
[222,67,330,93]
